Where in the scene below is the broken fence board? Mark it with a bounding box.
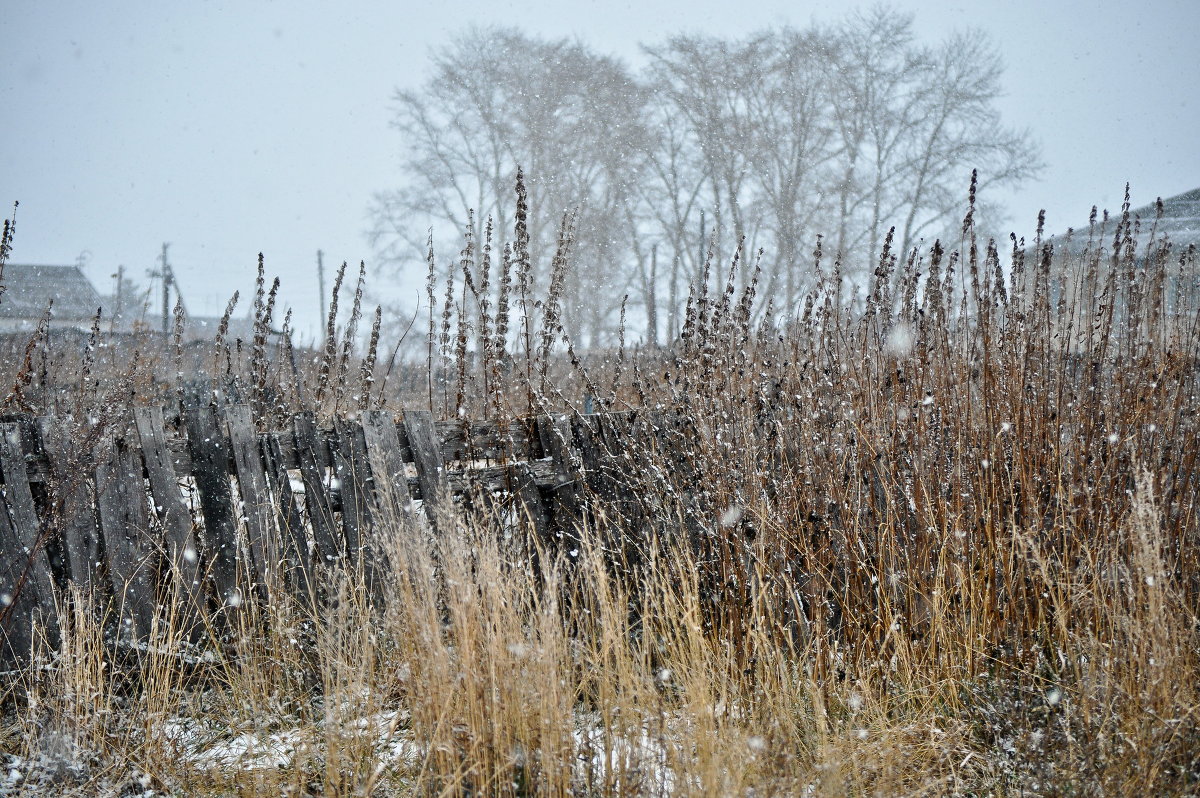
[265,432,315,603]
[38,415,101,601]
[227,404,279,597]
[182,404,241,610]
[134,406,204,640]
[94,430,158,644]
[405,409,450,531]
[293,412,341,569]
[0,422,59,646]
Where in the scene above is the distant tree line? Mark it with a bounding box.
[370,8,1041,346]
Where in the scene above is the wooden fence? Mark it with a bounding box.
[0,403,665,667]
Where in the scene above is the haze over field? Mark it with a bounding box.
[3,0,1198,340]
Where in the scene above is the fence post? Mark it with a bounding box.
[0,422,59,648]
[293,412,340,567]
[94,427,158,644]
[226,404,279,600]
[182,403,241,613]
[403,409,450,533]
[134,406,204,640]
[39,415,102,602]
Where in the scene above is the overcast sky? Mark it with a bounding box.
[3,0,1197,340]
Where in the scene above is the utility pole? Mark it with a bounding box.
[159,243,172,333]
[647,243,658,346]
[111,265,125,322]
[317,249,326,332]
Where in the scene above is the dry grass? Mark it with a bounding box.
[1,188,1198,796]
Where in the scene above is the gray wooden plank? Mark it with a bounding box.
[38,415,101,601]
[506,462,550,544]
[333,419,369,565]
[182,404,241,611]
[538,415,579,482]
[360,410,417,601]
[361,410,414,521]
[134,406,204,640]
[0,480,40,667]
[265,431,315,603]
[571,414,607,496]
[404,409,450,531]
[536,414,582,551]
[94,430,158,644]
[293,412,341,568]
[0,422,59,646]
[595,412,647,565]
[226,404,278,597]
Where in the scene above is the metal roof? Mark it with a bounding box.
[1052,187,1200,252]
[0,264,104,321]
[1138,186,1200,247]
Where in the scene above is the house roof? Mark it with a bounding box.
[1053,187,1200,252]
[0,264,104,321]
[1141,187,1200,248]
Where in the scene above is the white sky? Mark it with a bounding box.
[3,0,1198,340]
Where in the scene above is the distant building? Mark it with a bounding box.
[1047,187,1199,331]
[0,264,105,333]
[1141,187,1200,248]
[0,262,257,342]
[1051,186,1200,254]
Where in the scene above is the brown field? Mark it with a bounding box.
[0,196,1198,796]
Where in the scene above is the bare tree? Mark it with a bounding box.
[641,15,1041,314]
[373,15,1041,339]
[627,89,710,341]
[369,26,649,345]
[890,28,1042,256]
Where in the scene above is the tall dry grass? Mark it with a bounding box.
[1,183,1198,795]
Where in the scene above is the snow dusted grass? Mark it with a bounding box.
[2,195,1199,794]
[3,481,1197,796]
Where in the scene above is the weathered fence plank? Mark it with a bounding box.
[360,409,419,598]
[0,423,59,645]
[362,410,414,520]
[182,404,241,610]
[293,412,340,568]
[264,431,315,602]
[0,481,41,667]
[506,462,550,543]
[333,419,369,564]
[405,410,450,530]
[538,414,583,545]
[94,430,158,643]
[134,406,204,639]
[227,404,278,597]
[38,415,101,600]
